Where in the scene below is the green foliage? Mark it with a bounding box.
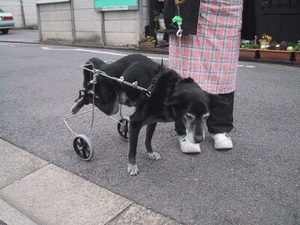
[294,41,300,51]
[141,36,156,43]
[240,40,258,49]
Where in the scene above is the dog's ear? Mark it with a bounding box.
[158,58,165,72]
[164,94,180,106]
[208,93,229,109]
[164,94,185,120]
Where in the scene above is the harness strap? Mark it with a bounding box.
[144,76,158,98]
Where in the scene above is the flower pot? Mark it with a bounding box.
[156,32,164,45]
[294,52,300,62]
[239,49,258,59]
[259,50,292,61]
[138,41,156,48]
[158,18,166,30]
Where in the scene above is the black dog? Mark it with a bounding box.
[72,54,225,175]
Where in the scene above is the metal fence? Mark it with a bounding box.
[260,0,300,42]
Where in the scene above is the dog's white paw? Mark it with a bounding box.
[127,164,139,176]
[71,104,80,115]
[146,152,161,160]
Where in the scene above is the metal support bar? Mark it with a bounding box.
[80,65,152,97]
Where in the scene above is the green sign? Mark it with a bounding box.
[94,0,138,11]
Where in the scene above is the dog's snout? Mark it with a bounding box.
[194,135,204,143]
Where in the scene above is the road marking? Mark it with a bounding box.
[41,46,169,62]
[0,43,15,47]
[41,46,127,56]
[238,64,256,68]
[41,46,255,68]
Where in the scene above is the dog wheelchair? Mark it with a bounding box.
[63,61,153,161]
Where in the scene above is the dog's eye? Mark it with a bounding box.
[185,113,195,119]
[203,113,210,120]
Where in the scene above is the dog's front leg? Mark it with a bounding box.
[127,118,142,176]
[145,123,161,160]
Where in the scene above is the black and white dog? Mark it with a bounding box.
[72,54,225,175]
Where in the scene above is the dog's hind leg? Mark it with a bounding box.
[145,123,161,160]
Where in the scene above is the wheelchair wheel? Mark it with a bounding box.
[117,117,130,141]
[73,134,93,161]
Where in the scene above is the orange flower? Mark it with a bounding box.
[259,34,272,43]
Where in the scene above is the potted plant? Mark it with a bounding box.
[158,14,166,30]
[240,38,259,59]
[138,36,156,48]
[258,34,292,61]
[154,10,166,30]
[293,40,300,62]
[259,33,272,48]
[155,29,166,46]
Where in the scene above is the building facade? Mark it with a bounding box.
[1,0,299,46]
[36,0,149,46]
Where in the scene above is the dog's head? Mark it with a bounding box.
[164,77,227,144]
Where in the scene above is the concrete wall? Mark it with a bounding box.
[36,0,150,46]
[73,0,103,45]
[0,0,38,27]
[22,0,38,26]
[38,2,73,42]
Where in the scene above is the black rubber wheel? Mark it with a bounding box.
[1,29,9,34]
[73,134,93,161]
[117,117,130,141]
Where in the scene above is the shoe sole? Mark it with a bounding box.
[181,150,201,154]
[214,147,233,151]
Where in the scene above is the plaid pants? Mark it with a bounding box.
[171,0,242,134]
[169,0,243,94]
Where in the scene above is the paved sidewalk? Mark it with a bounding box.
[0,139,179,225]
[0,29,39,43]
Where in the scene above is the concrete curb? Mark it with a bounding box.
[0,139,179,225]
[0,198,37,225]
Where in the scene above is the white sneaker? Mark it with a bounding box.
[178,135,201,154]
[212,133,233,150]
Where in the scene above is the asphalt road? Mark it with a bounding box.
[0,42,299,225]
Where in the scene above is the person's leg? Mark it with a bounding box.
[207,92,234,150]
[207,92,234,133]
[175,121,201,154]
[175,121,186,135]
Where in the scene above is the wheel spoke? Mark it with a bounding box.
[76,138,83,150]
[82,148,87,158]
[82,146,89,158]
